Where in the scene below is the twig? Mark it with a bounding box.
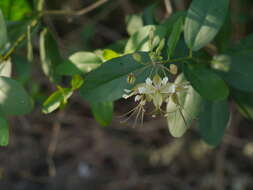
[41,0,108,16]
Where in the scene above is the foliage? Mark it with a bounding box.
[0,0,253,147]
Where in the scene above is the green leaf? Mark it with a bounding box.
[124,25,167,53]
[126,14,143,36]
[142,3,157,25]
[0,76,33,116]
[0,117,8,146]
[198,100,229,146]
[0,59,11,77]
[167,16,184,59]
[102,49,120,61]
[226,34,253,55]
[184,63,229,101]
[42,88,73,114]
[80,52,151,102]
[232,90,253,120]
[214,55,253,92]
[91,101,113,126]
[56,52,102,76]
[39,28,62,83]
[0,0,31,21]
[166,74,202,137]
[0,9,7,50]
[12,54,31,84]
[184,0,229,51]
[71,75,84,90]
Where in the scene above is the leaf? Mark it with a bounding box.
[214,55,253,92]
[91,101,113,126]
[142,3,157,25]
[183,63,229,101]
[102,49,120,61]
[125,13,143,36]
[71,75,84,90]
[0,9,7,50]
[12,54,31,84]
[42,88,73,114]
[184,0,229,51]
[198,99,229,146]
[39,28,62,83]
[232,90,253,120]
[56,52,102,76]
[0,59,11,77]
[80,52,151,102]
[124,25,167,53]
[167,16,184,59]
[0,76,33,116]
[0,0,31,21]
[0,117,8,146]
[166,74,202,137]
[226,34,253,55]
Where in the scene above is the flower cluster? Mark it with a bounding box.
[122,74,189,125]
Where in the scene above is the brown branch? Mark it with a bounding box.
[41,0,108,16]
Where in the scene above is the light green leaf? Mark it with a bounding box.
[91,101,113,126]
[102,49,120,61]
[0,59,11,77]
[39,28,62,83]
[184,63,229,101]
[0,76,33,116]
[166,74,202,137]
[124,25,167,53]
[0,0,31,21]
[71,75,84,90]
[0,9,7,50]
[184,0,229,51]
[0,117,8,146]
[126,14,143,36]
[167,16,184,59]
[80,52,151,102]
[198,100,229,146]
[42,88,73,114]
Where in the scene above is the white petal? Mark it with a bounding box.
[162,77,168,85]
[135,95,141,102]
[145,78,152,85]
[124,89,131,93]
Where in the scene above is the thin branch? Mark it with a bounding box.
[41,0,108,16]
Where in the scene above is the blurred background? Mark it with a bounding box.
[1,0,253,189]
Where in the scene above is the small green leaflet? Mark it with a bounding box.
[166,74,202,137]
[184,0,229,51]
[198,100,230,146]
[91,101,113,127]
[0,117,8,146]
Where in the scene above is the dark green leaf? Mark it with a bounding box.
[39,28,62,83]
[167,16,184,59]
[184,63,229,101]
[80,52,151,102]
[0,76,33,116]
[214,55,253,92]
[184,0,229,51]
[198,100,229,146]
[0,0,31,21]
[12,54,31,84]
[91,101,113,126]
[142,3,157,25]
[0,117,8,146]
[166,74,202,137]
[226,34,253,55]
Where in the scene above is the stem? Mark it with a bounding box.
[40,0,108,16]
